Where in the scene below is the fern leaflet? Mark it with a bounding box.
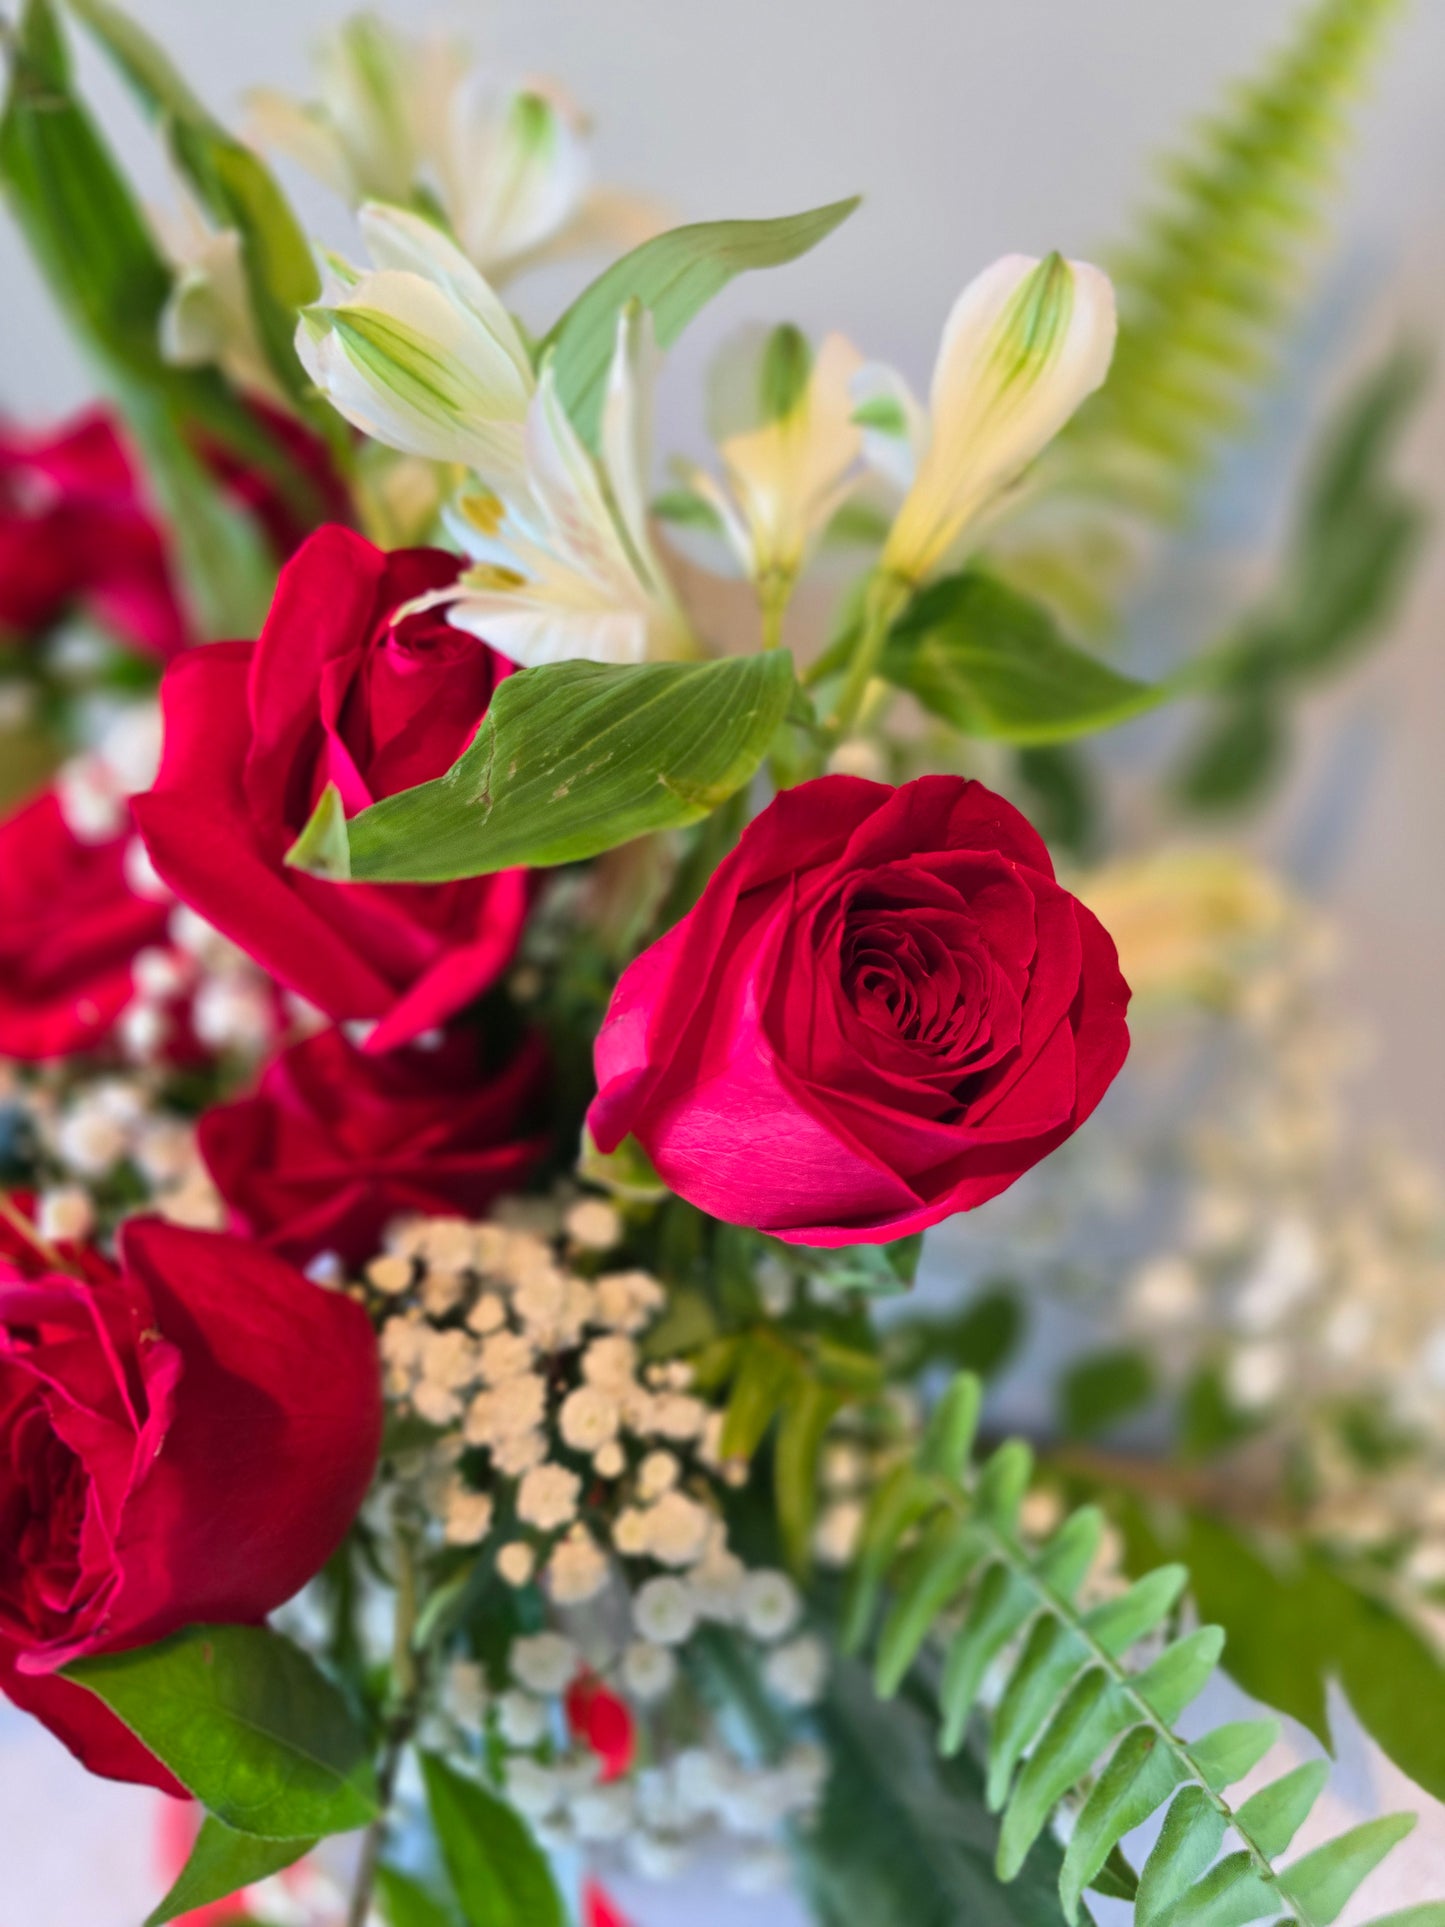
[844,1374,1444,1927]
[997,0,1404,625]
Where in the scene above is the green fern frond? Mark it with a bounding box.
[844,1374,1442,1927]
[998,0,1403,626]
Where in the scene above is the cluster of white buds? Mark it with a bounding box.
[359,1197,833,1891]
[1105,909,1445,1576]
[10,1067,219,1239]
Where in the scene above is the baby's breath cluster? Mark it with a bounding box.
[360,1197,833,1890]
[0,1060,218,1241]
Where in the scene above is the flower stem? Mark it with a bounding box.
[824,570,911,747]
[759,569,793,652]
[346,1518,422,1927]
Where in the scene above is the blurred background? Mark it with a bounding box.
[1,1,1442,1921]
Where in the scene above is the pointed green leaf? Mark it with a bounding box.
[997,1667,1135,1881]
[421,1752,566,1927]
[1137,1786,1226,1927]
[1188,1721,1280,1793]
[1233,1761,1329,1861]
[145,1818,314,1926]
[879,572,1162,745]
[1082,1566,1188,1655]
[377,1863,464,1927]
[1031,1508,1107,1603]
[305,653,797,883]
[67,0,323,413]
[919,1373,983,1482]
[64,1625,378,1838]
[975,1440,1035,1535]
[843,1464,937,1654]
[775,1372,843,1573]
[939,1562,1037,1753]
[1060,1727,1187,1922]
[545,199,860,447]
[1366,1909,1445,1927]
[1134,1625,1227,1726]
[1161,1850,1277,1927]
[987,1615,1088,1809]
[1276,1815,1418,1927]
[720,1333,795,1461]
[876,1512,989,1698]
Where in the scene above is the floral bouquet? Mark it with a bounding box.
[1,1,1442,1924]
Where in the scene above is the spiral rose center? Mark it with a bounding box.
[0,1396,92,1644]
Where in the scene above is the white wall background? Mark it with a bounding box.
[2,2,1444,1921]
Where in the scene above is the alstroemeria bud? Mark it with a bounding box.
[295,203,534,480]
[879,252,1116,582]
[685,326,865,594]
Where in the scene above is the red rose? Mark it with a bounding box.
[0,1212,381,1792]
[199,1023,549,1266]
[134,526,529,1053]
[0,410,188,657]
[588,774,1130,1245]
[0,789,167,1060]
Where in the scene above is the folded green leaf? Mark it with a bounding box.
[545,198,859,447]
[146,1817,314,1926]
[421,1753,565,1927]
[293,652,796,884]
[880,572,1162,744]
[65,1625,379,1838]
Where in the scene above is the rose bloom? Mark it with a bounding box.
[135,526,529,1052]
[199,1022,549,1266]
[0,789,168,1060]
[0,1211,382,1792]
[0,410,188,656]
[588,774,1130,1244]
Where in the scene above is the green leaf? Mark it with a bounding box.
[64,1625,379,1838]
[377,1863,462,1927]
[1059,1347,1157,1438]
[997,1668,1134,1880]
[65,0,323,413]
[1187,1720,1280,1792]
[1161,1851,1276,1927]
[1233,1760,1330,1860]
[884,1286,1025,1383]
[146,1818,313,1927]
[1276,1814,1417,1926]
[1132,1625,1226,1725]
[421,1753,565,1927]
[876,1513,989,1698]
[544,198,859,447]
[879,572,1162,744]
[0,0,277,634]
[1060,1728,1186,1923]
[775,1372,844,1573]
[1114,1501,1445,1800]
[298,652,797,883]
[1136,1786,1226,1927]
[803,1658,1084,1927]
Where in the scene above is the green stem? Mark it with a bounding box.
[824,569,912,746]
[346,1519,422,1927]
[759,569,794,652]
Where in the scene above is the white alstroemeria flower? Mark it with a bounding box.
[155,194,283,405]
[433,306,695,668]
[867,252,1116,583]
[248,15,466,206]
[684,326,865,595]
[250,16,656,285]
[295,203,534,479]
